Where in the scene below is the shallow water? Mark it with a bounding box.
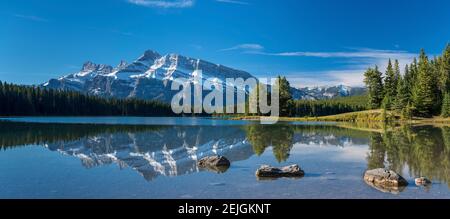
[0,117,449,199]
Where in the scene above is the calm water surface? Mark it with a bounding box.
[0,117,449,198]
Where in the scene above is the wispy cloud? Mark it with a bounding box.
[13,14,48,22]
[242,45,418,87]
[216,0,249,5]
[127,0,194,8]
[220,43,264,52]
[285,70,367,87]
[254,48,416,60]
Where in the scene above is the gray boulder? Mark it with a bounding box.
[256,164,305,178]
[198,156,231,173]
[415,177,432,186]
[364,168,408,193]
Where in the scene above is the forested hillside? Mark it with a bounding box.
[0,81,174,116]
[292,94,367,117]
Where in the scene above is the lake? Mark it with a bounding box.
[0,117,450,199]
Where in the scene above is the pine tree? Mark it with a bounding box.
[392,60,401,105]
[274,76,293,116]
[442,92,450,118]
[412,49,436,117]
[440,44,450,93]
[402,102,413,120]
[430,57,443,112]
[394,59,401,80]
[364,66,384,109]
[407,59,419,94]
[394,74,409,112]
[384,59,398,108]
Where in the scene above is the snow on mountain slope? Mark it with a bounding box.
[291,85,366,100]
[43,50,255,102]
[43,49,365,102]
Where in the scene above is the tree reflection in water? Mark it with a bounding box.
[244,124,294,162]
[367,125,450,187]
[1,121,450,186]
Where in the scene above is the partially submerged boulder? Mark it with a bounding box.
[256,164,305,178]
[365,181,407,194]
[415,177,432,186]
[363,168,408,193]
[198,156,230,173]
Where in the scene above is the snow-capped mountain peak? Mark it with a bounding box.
[43,49,365,102]
[80,61,113,74]
[116,60,128,70]
[291,85,365,100]
[43,49,255,102]
[138,50,162,64]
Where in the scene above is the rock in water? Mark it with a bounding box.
[256,165,305,178]
[363,169,408,193]
[415,177,432,186]
[197,156,231,173]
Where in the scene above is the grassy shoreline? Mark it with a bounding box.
[227,109,450,124]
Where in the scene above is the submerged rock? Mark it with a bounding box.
[197,156,231,173]
[256,164,305,178]
[365,181,407,194]
[363,168,408,194]
[415,177,432,186]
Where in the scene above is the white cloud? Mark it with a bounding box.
[255,48,416,60]
[286,70,367,87]
[14,14,48,22]
[216,0,249,5]
[248,47,418,87]
[127,0,194,8]
[220,43,264,52]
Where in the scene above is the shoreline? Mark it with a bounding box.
[226,109,450,124]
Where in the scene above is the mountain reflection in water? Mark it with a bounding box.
[1,121,450,187]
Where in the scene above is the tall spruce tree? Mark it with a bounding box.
[394,74,409,112]
[364,66,384,109]
[392,60,401,106]
[408,59,419,93]
[412,49,436,117]
[431,57,443,112]
[384,59,398,108]
[394,60,401,87]
[441,44,450,93]
[274,76,293,117]
[442,92,450,118]
[402,102,413,120]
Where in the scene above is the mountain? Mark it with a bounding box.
[291,85,366,100]
[43,125,367,181]
[42,49,365,102]
[47,126,254,181]
[43,50,254,103]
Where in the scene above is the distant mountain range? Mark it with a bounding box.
[43,49,365,102]
[291,85,366,100]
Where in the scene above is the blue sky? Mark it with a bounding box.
[1,0,449,87]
